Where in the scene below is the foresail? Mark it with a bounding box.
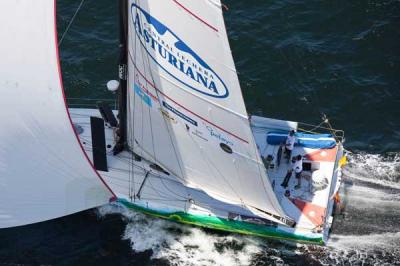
[0,1,114,228]
[127,0,289,222]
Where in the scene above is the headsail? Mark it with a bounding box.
[127,0,291,223]
[0,1,114,228]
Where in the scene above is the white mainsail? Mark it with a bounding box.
[127,0,290,223]
[0,1,114,228]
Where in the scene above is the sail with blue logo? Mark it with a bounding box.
[126,0,290,223]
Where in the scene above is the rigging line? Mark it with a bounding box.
[139,79,145,160]
[147,177,187,201]
[134,0,146,162]
[81,135,208,183]
[131,4,263,207]
[131,168,187,202]
[102,172,132,183]
[146,177,168,199]
[130,0,143,161]
[77,136,150,176]
[132,170,176,198]
[104,153,190,192]
[130,2,138,201]
[147,104,158,168]
[127,96,131,199]
[128,109,133,200]
[67,97,115,101]
[183,199,254,219]
[126,60,131,199]
[145,90,193,196]
[141,69,158,174]
[132,140,186,184]
[131,3,246,121]
[58,0,86,47]
[107,165,144,175]
[137,197,187,202]
[158,173,188,200]
[112,157,285,220]
[134,1,158,167]
[248,126,283,215]
[76,134,165,179]
[135,4,188,188]
[127,54,249,144]
[127,4,248,143]
[141,168,200,201]
[130,115,135,201]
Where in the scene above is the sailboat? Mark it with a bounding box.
[0,0,346,244]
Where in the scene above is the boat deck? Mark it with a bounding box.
[70,108,267,220]
[70,108,343,243]
[251,116,341,232]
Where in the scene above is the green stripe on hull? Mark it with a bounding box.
[117,199,323,245]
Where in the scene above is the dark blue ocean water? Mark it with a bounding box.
[1,0,399,265]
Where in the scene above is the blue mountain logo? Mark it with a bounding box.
[131,4,229,98]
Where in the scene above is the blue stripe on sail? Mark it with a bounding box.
[134,83,152,107]
[162,101,198,126]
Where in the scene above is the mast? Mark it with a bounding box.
[114,0,128,154]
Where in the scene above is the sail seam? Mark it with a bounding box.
[58,0,85,47]
[135,7,189,184]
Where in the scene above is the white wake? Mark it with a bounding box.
[96,151,400,265]
[344,151,400,189]
[97,204,264,266]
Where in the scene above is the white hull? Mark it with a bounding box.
[70,108,344,244]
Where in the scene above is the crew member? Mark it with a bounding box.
[285,130,296,162]
[281,156,296,188]
[293,155,303,189]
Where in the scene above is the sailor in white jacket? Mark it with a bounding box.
[285,130,296,162]
[293,155,303,189]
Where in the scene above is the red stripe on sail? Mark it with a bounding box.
[53,0,116,198]
[133,64,249,144]
[173,0,219,32]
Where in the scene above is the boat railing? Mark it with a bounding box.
[67,97,117,109]
[251,117,345,144]
[297,121,345,143]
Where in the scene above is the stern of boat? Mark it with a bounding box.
[250,115,346,244]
